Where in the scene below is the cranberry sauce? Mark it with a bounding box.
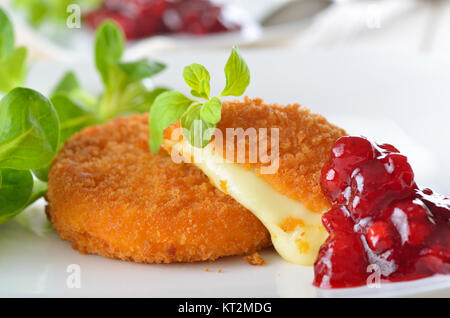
[314,136,449,288]
[85,0,241,40]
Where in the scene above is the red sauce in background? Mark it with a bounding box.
[85,0,241,40]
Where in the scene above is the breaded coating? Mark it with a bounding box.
[164,97,346,213]
[46,114,271,263]
[245,252,265,266]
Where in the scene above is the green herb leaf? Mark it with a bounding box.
[95,21,125,85]
[200,97,222,125]
[0,88,60,170]
[52,71,99,111]
[0,46,28,93]
[183,63,211,99]
[220,46,250,97]
[52,71,81,95]
[148,46,250,151]
[0,9,14,61]
[32,166,49,182]
[0,9,27,93]
[180,103,214,148]
[31,94,97,182]
[51,94,98,144]
[149,91,193,153]
[118,59,166,80]
[0,168,33,224]
[131,87,169,113]
[12,0,102,26]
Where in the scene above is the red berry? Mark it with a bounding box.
[321,137,378,206]
[416,246,450,274]
[389,200,434,246]
[379,153,416,193]
[316,136,450,288]
[348,161,390,219]
[366,220,394,252]
[322,206,353,233]
[314,233,369,288]
[320,162,349,204]
[331,136,376,163]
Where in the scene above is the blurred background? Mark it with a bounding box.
[2,0,450,62]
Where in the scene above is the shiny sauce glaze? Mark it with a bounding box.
[314,136,449,288]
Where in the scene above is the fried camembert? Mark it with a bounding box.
[46,114,271,263]
[162,98,346,265]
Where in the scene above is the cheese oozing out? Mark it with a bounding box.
[166,139,328,266]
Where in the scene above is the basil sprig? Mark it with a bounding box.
[149,46,250,152]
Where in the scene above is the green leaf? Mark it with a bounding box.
[51,94,98,144]
[0,168,33,224]
[220,46,250,97]
[0,46,28,93]
[131,87,169,113]
[148,91,193,153]
[33,166,49,182]
[118,59,166,80]
[33,88,98,183]
[98,65,140,119]
[12,0,102,26]
[200,97,222,125]
[0,9,14,61]
[26,178,47,205]
[180,103,215,148]
[0,88,60,170]
[52,71,81,96]
[52,71,99,111]
[95,21,125,85]
[183,63,210,99]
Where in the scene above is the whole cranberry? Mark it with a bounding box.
[366,220,394,252]
[379,153,416,193]
[348,161,390,219]
[321,136,377,203]
[314,233,369,288]
[321,162,348,204]
[390,200,435,246]
[416,246,450,274]
[330,136,377,165]
[322,206,353,234]
[349,156,417,220]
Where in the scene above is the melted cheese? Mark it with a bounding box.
[169,140,328,266]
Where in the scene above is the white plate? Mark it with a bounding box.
[1,50,449,297]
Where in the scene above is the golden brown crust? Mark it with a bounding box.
[46,114,271,263]
[164,97,346,212]
[245,252,265,266]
